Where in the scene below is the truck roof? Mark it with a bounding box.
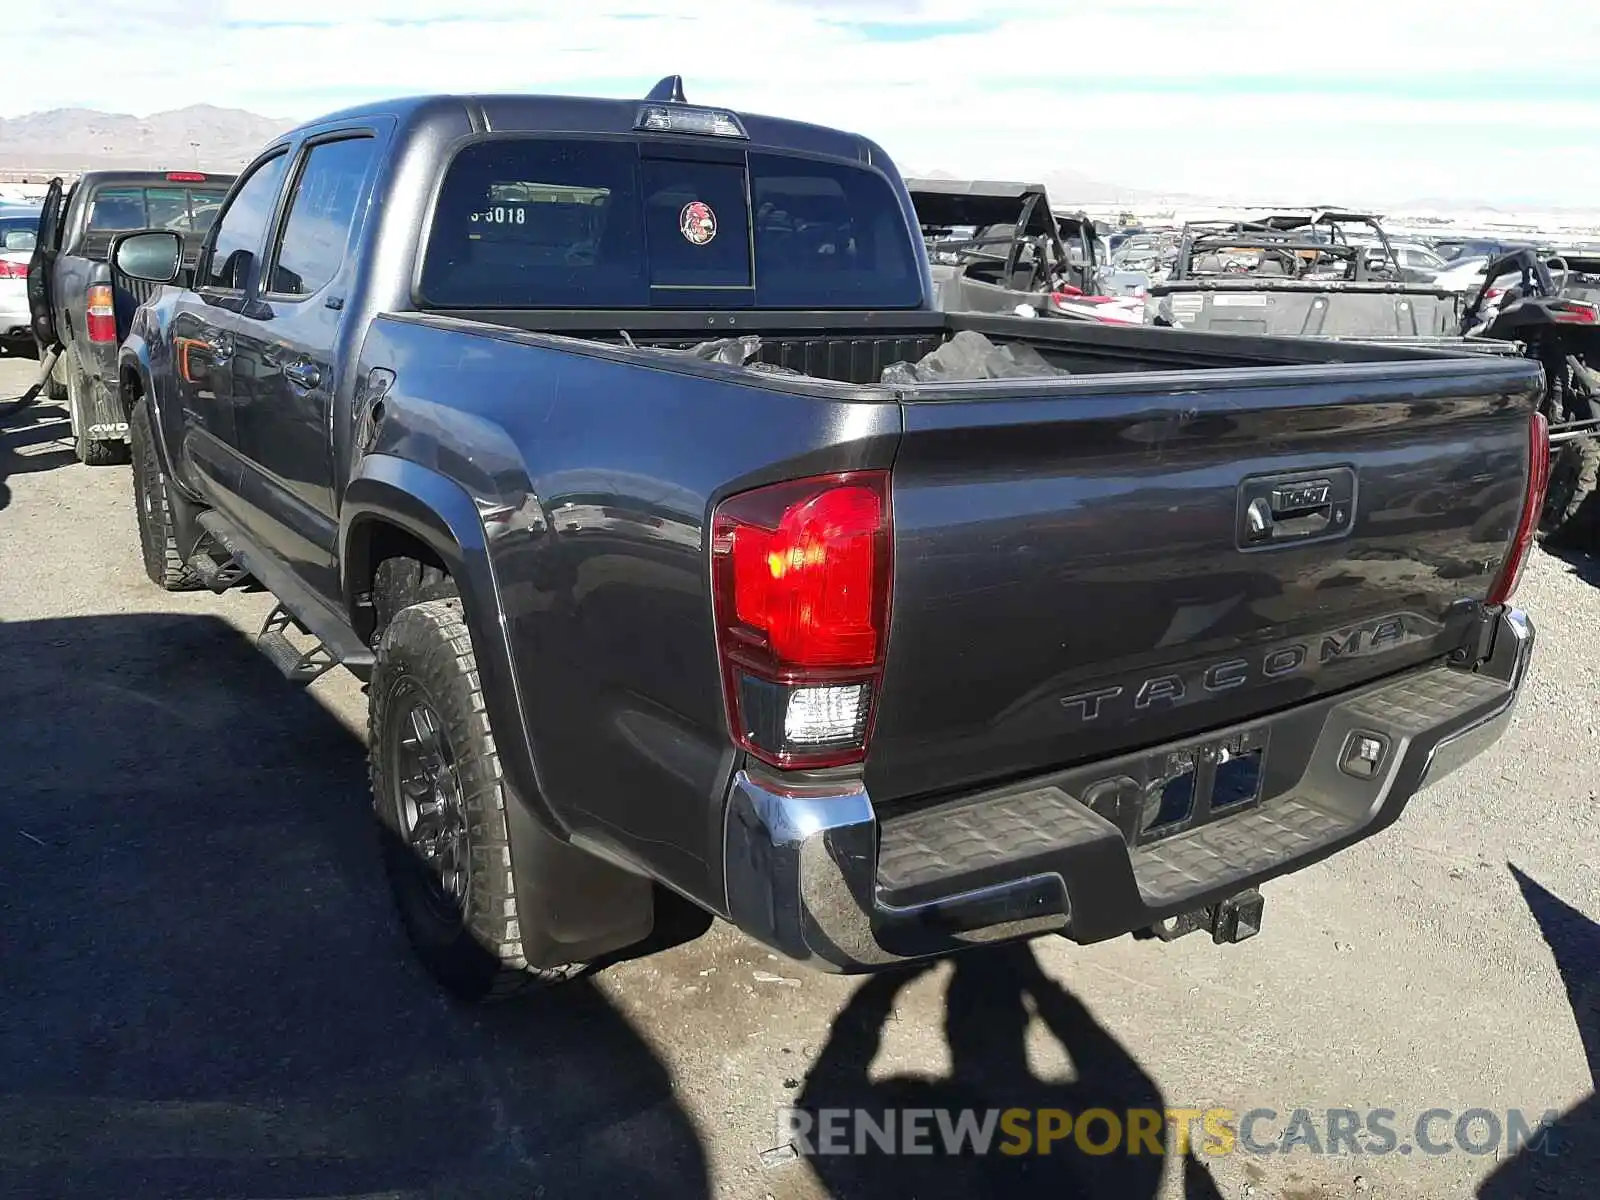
[283,79,882,168]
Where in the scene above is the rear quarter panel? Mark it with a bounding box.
[350,316,901,908]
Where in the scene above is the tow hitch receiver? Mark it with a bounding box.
[1149,889,1265,945]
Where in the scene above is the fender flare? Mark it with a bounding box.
[118,336,191,495]
[340,455,566,839]
[341,456,656,962]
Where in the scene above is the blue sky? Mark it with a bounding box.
[6,0,1599,206]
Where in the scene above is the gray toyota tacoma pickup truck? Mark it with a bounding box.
[111,77,1547,1001]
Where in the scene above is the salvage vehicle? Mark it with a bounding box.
[1099,230,1180,299]
[1147,212,1464,338]
[0,202,41,356]
[1460,247,1600,547]
[24,169,233,463]
[906,178,1102,316]
[112,78,1545,1001]
[1433,237,1536,264]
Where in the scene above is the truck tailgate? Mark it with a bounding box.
[867,357,1542,804]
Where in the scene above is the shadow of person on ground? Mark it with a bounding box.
[1478,865,1598,1198]
[793,941,1225,1199]
[0,612,710,1200]
[0,401,75,512]
[1543,542,1600,588]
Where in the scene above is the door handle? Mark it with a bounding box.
[283,361,322,391]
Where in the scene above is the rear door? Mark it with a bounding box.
[25,178,65,351]
[865,355,1542,804]
[230,132,379,598]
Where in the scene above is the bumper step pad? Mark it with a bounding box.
[875,660,1517,919]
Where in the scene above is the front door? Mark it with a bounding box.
[175,149,291,510]
[25,178,65,352]
[230,134,379,601]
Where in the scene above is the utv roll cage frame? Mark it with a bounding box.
[1170,211,1404,284]
[905,178,1099,295]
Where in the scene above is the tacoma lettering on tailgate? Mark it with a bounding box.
[1058,613,1435,724]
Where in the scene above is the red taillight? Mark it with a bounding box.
[1488,411,1551,605]
[1552,301,1599,324]
[0,260,26,279]
[86,283,116,343]
[166,171,206,182]
[711,471,892,769]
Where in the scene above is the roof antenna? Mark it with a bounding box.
[645,75,687,104]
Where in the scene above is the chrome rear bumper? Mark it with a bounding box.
[723,608,1533,973]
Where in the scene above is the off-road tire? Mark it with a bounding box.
[369,599,581,1001]
[130,397,201,591]
[45,354,67,403]
[1541,434,1600,551]
[69,369,129,466]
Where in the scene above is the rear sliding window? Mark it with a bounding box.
[87,186,229,235]
[420,137,922,309]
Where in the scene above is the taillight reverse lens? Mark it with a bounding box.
[1552,301,1599,324]
[86,283,117,344]
[712,471,891,768]
[1488,411,1550,605]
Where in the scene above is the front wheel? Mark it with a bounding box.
[129,397,200,591]
[369,599,582,1001]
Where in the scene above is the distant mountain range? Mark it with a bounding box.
[0,105,1590,220]
[0,105,294,174]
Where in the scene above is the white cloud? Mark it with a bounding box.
[4,0,1598,204]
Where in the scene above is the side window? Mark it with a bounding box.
[203,152,289,291]
[267,137,376,297]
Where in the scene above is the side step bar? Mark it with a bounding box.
[258,605,341,684]
[186,526,251,594]
[196,510,375,684]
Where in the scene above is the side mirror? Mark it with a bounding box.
[111,230,182,283]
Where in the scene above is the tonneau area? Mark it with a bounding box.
[406,306,1517,386]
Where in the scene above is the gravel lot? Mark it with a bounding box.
[1,355,1596,1200]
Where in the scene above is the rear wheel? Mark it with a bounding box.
[129,397,200,591]
[68,368,129,466]
[370,598,582,1002]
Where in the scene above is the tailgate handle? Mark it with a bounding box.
[1238,470,1355,549]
